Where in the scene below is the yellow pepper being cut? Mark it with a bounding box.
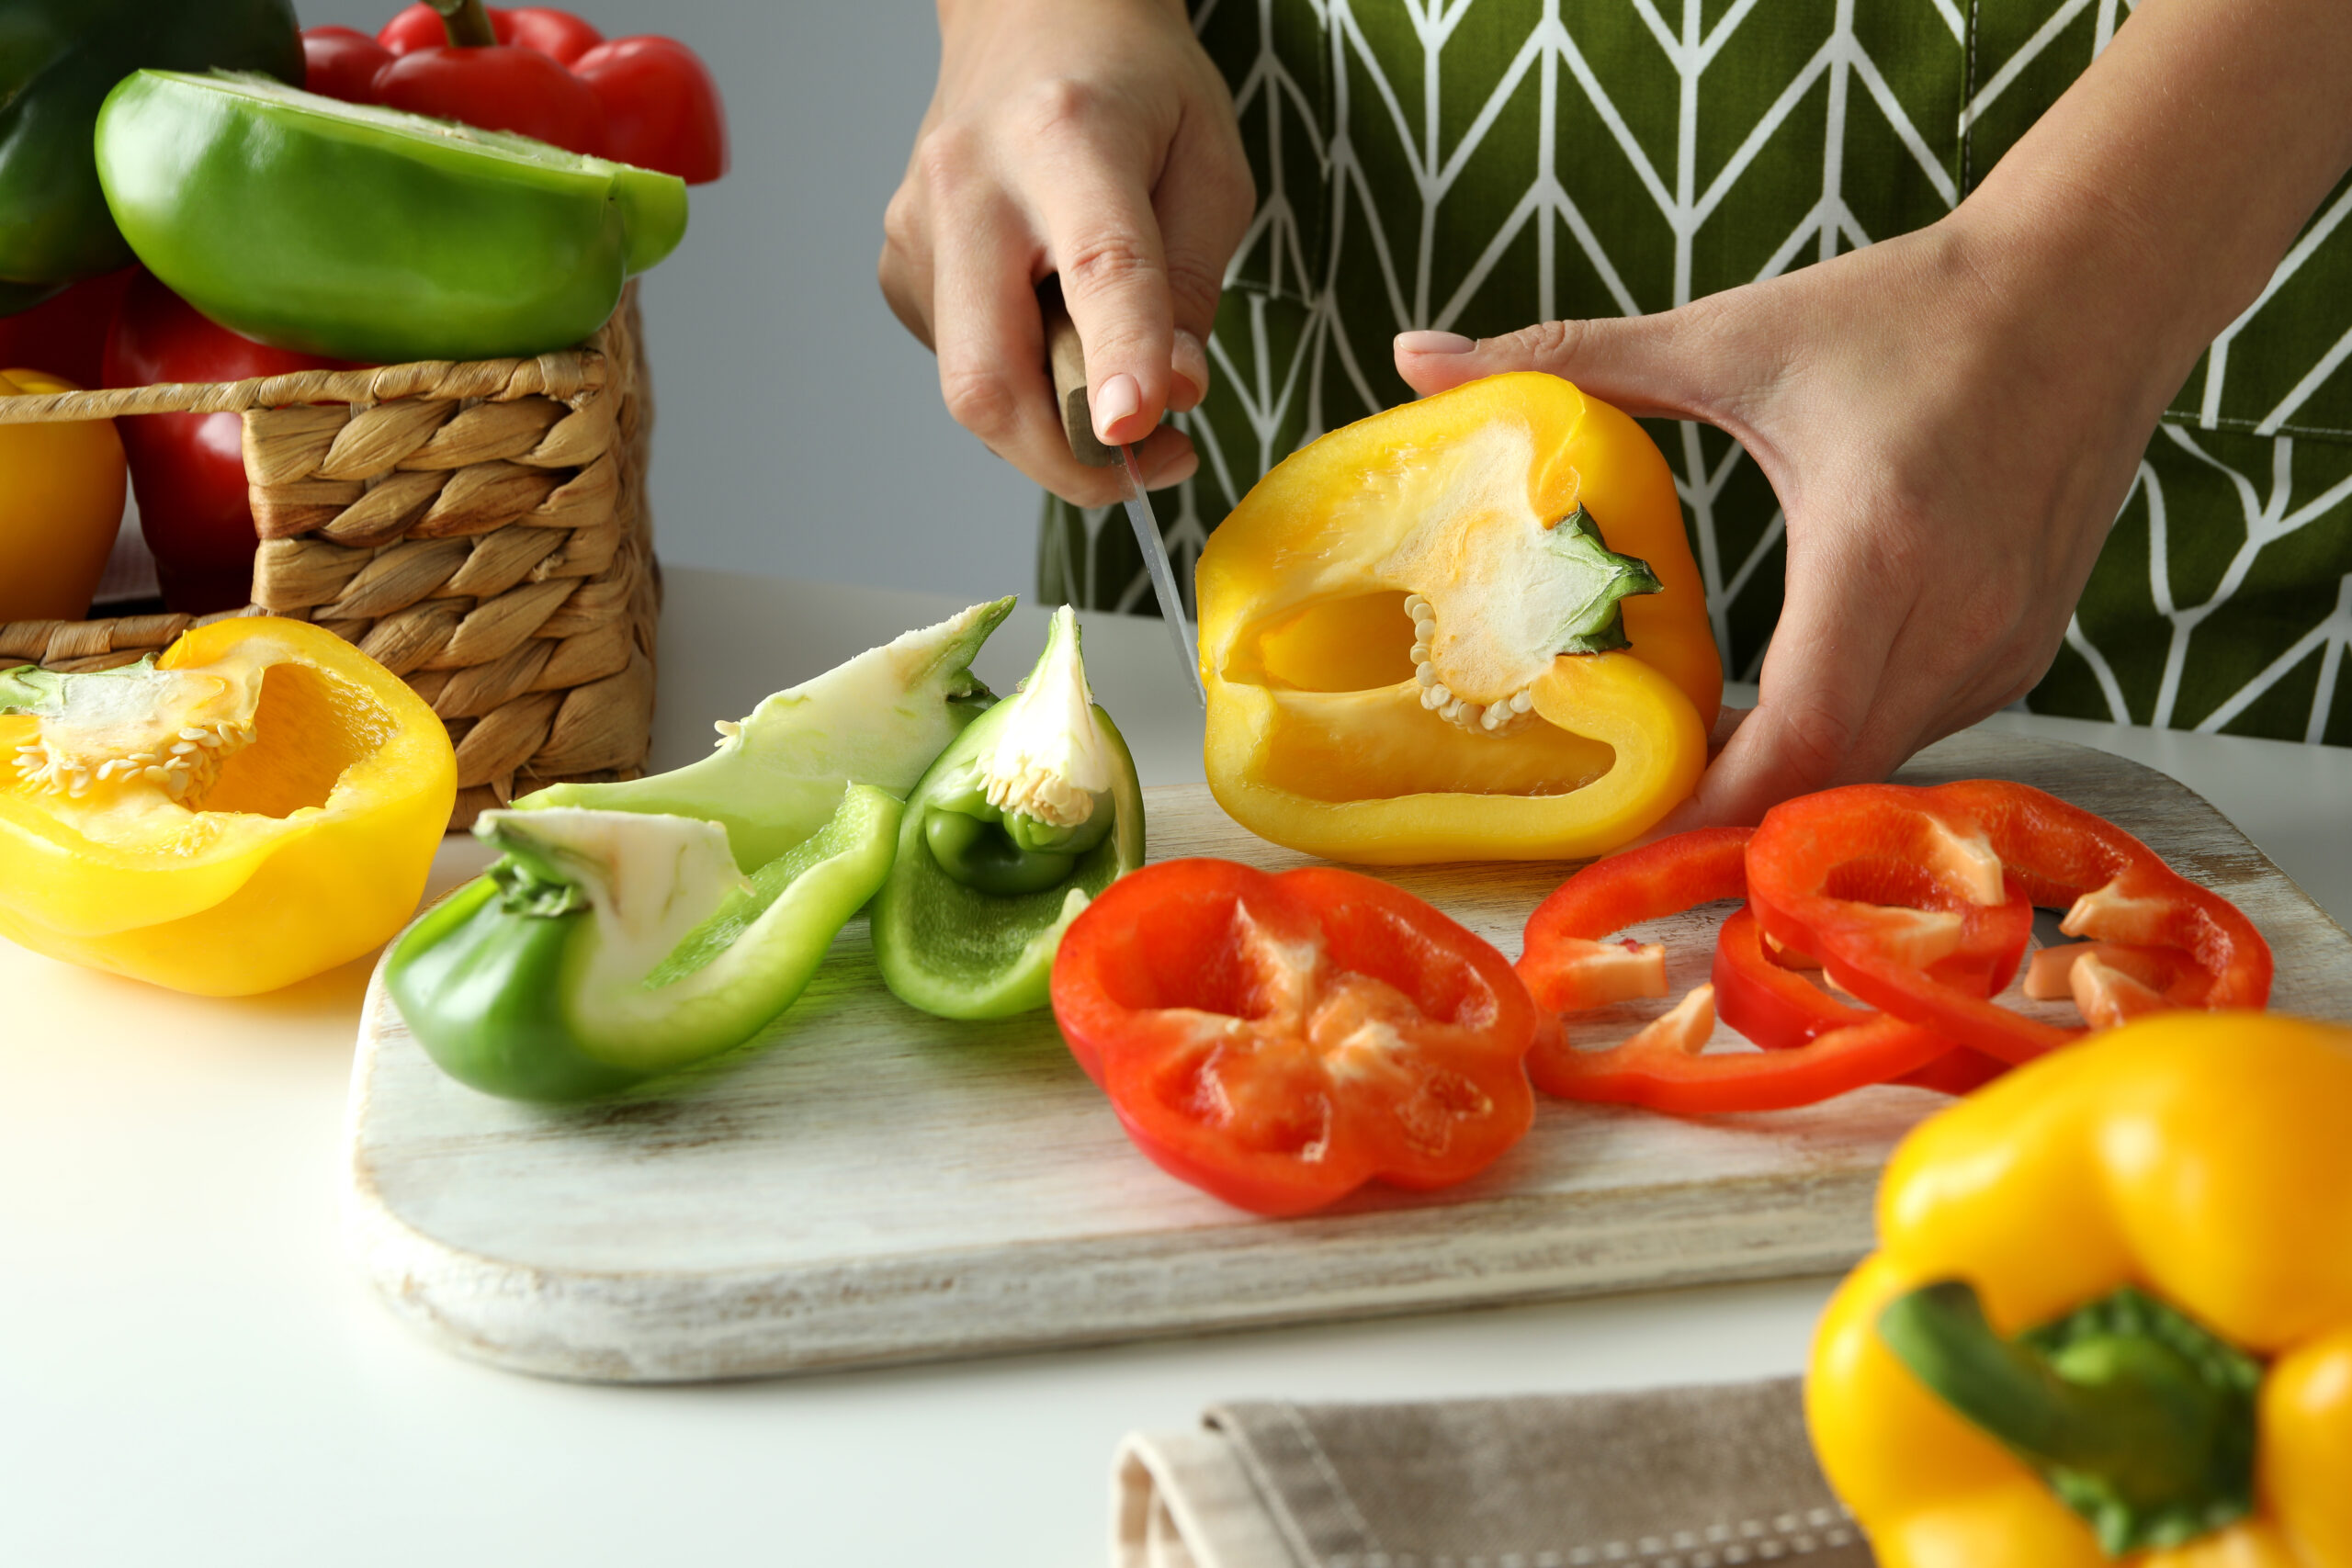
[1808,1011,2352,1566]
[0,616,456,995]
[1196,372,1719,863]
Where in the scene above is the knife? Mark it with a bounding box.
[1039,279,1207,707]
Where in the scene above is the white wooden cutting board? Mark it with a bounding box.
[344,732,2352,1382]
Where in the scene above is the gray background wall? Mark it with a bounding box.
[300,0,1043,602]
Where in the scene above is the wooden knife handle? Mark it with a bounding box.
[1038,276,1118,468]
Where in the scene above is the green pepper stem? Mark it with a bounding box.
[432,0,499,49]
[1878,1280,2257,1556]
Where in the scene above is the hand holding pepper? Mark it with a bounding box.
[1396,0,2352,828]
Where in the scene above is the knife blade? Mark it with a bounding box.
[1040,279,1207,707]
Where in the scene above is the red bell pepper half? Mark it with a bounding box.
[1745,780,2272,1065]
[1049,859,1538,1217]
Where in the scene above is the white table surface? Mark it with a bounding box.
[6,567,2346,1568]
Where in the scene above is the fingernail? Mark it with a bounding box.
[1092,374,1141,444]
[1396,330,1476,355]
[1170,330,1210,411]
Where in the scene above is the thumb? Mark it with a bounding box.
[1394,311,1716,419]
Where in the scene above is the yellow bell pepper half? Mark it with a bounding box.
[1808,1011,2352,1567]
[1196,372,1720,863]
[0,616,456,995]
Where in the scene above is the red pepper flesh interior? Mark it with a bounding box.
[1051,859,1538,1216]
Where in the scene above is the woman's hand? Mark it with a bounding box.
[880,0,1253,507]
[1397,216,2167,828]
[1399,0,2352,828]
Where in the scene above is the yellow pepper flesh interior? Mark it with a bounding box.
[1199,372,1720,863]
[0,617,455,994]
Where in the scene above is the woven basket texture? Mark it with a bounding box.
[0,285,659,830]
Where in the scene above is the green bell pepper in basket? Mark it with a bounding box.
[93,70,686,363]
[872,606,1146,1020]
[0,0,301,293]
[388,787,900,1102]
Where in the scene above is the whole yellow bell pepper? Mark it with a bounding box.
[0,616,456,995]
[1808,1011,2352,1565]
[0,367,129,622]
[1196,372,1720,863]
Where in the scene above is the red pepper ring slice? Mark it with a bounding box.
[1747,780,2273,1066]
[1516,827,1752,1013]
[1712,904,2017,1096]
[1713,884,2037,1050]
[1536,1004,1962,1113]
[1049,859,1539,1217]
[1516,828,2010,1111]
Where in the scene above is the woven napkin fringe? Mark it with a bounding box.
[1111,1378,1871,1568]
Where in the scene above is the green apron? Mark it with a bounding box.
[1039,0,2352,747]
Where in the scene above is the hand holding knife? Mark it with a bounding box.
[1038,279,1208,708]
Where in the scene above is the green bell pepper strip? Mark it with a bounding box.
[386,784,900,1102]
[872,606,1147,1020]
[93,70,686,364]
[518,596,1013,870]
[0,0,300,288]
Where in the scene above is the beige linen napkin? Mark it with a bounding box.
[1114,1377,1871,1568]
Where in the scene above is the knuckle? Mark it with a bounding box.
[1513,318,1583,364]
[912,122,983,190]
[1773,699,1861,790]
[880,186,922,256]
[1017,76,1111,143]
[1163,252,1227,327]
[1060,231,1160,295]
[939,365,1017,438]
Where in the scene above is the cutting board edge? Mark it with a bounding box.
[345,1066,1880,1385]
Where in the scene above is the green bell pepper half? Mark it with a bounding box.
[519,596,1013,870]
[0,0,300,288]
[872,607,1147,1020]
[94,70,687,364]
[386,783,901,1103]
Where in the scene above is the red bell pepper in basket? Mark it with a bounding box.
[100,270,352,615]
[1050,860,1538,1217]
[342,1,729,183]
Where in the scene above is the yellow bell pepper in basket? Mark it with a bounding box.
[1196,372,1720,863]
[0,367,128,622]
[1,616,456,995]
[1808,1010,2352,1565]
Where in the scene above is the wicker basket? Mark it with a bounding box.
[0,285,658,829]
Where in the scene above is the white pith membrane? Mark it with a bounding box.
[704,597,1004,752]
[1368,420,1643,737]
[1164,904,1493,1161]
[479,807,745,983]
[9,660,263,805]
[1402,592,1539,735]
[968,605,1111,829]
